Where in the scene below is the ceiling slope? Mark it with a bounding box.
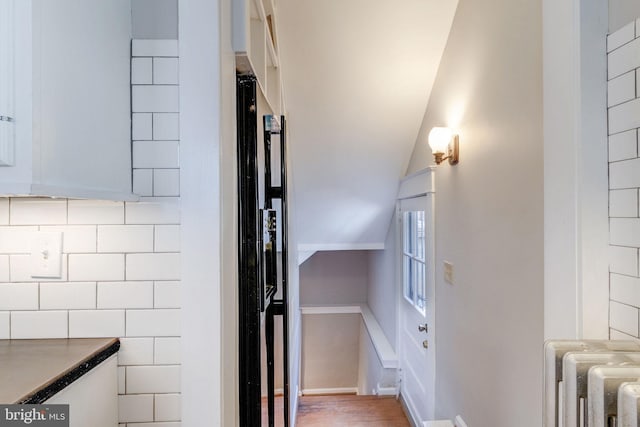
[278,0,458,251]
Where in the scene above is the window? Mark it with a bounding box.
[403,210,426,314]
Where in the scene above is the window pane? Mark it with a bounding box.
[403,212,411,253]
[402,208,428,313]
[416,211,425,261]
[416,262,426,312]
[403,255,413,302]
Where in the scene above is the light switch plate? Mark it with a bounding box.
[444,261,454,284]
[30,231,63,278]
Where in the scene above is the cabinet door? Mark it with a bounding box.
[0,0,134,200]
[0,0,15,167]
[33,0,133,197]
[46,356,118,427]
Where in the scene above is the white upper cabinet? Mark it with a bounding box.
[233,0,284,116]
[0,0,136,200]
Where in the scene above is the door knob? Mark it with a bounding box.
[422,340,429,349]
[418,323,428,333]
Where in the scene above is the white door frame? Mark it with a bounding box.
[395,167,436,425]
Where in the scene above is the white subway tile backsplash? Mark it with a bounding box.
[11,311,68,339]
[610,245,639,276]
[133,169,154,197]
[154,281,180,308]
[0,255,8,282]
[608,71,636,107]
[68,200,124,225]
[127,365,181,394]
[132,40,179,57]
[68,254,125,281]
[119,394,153,423]
[0,226,38,253]
[40,282,96,310]
[132,86,179,113]
[133,113,153,141]
[10,254,68,282]
[69,310,125,338]
[608,21,636,53]
[97,282,154,309]
[0,283,38,310]
[153,113,179,140]
[153,58,179,85]
[126,309,180,337]
[0,199,8,225]
[610,189,639,217]
[609,129,637,162]
[155,393,181,421]
[611,274,640,307]
[154,337,180,364]
[132,58,153,85]
[126,201,180,225]
[608,37,640,79]
[127,253,180,281]
[154,226,180,253]
[117,338,154,366]
[153,169,180,197]
[98,225,154,253]
[610,158,640,189]
[40,225,97,253]
[610,301,639,336]
[133,141,180,169]
[9,199,66,225]
[0,312,8,339]
[609,98,640,134]
[611,218,640,247]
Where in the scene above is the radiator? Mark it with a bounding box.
[544,340,640,427]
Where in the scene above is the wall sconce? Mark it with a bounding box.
[428,127,459,165]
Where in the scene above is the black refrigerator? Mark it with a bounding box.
[237,74,290,427]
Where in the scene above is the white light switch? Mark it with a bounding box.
[30,231,63,278]
[444,261,454,284]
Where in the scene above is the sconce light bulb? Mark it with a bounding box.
[428,127,453,154]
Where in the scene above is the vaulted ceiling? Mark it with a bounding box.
[278,0,459,251]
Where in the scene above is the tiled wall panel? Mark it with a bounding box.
[0,40,181,426]
[608,23,640,342]
[131,41,180,200]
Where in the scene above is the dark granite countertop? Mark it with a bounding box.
[0,338,120,404]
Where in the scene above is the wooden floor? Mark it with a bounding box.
[263,394,411,427]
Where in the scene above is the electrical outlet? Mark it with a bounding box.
[30,231,63,278]
[444,261,454,284]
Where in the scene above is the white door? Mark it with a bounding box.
[398,194,436,424]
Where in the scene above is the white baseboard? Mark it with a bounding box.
[301,387,358,395]
[454,415,468,427]
[376,385,398,396]
[423,421,453,427]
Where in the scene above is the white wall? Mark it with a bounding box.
[180,0,231,424]
[606,21,640,341]
[298,251,367,396]
[301,313,361,392]
[405,0,544,424]
[610,0,640,32]
[543,0,609,341]
[132,0,178,39]
[299,251,368,305]
[367,216,397,349]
